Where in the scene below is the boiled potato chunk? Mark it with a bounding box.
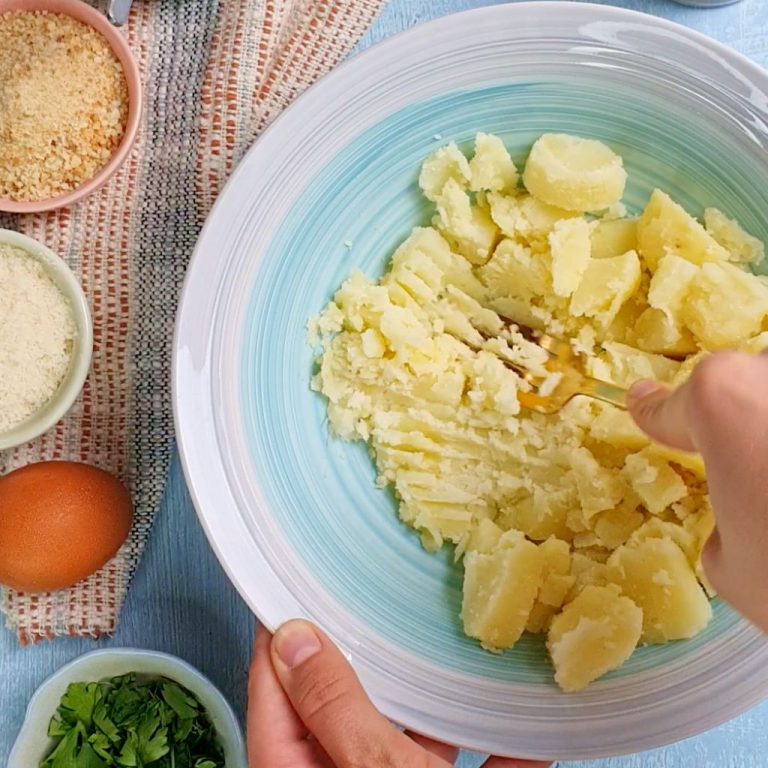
[742,332,768,354]
[608,538,712,643]
[464,517,505,554]
[682,262,768,349]
[570,447,626,518]
[540,573,577,608]
[633,308,699,356]
[537,536,574,607]
[589,406,649,451]
[627,519,696,565]
[527,537,575,634]
[547,585,642,692]
[539,535,571,575]
[622,449,688,515]
[565,553,617,602]
[637,189,729,271]
[500,488,574,541]
[488,193,579,245]
[434,179,499,264]
[591,218,638,259]
[418,142,471,201]
[517,195,581,242]
[704,207,765,265]
[570,251,641,327]
[469,133,518,193]
[549,218,592,297]
[601,342,680,387]
[523,134,627,212]
[648,254,698,321]
[486,193,521,237]
[645,442,706,482]
[462,533,543,650]
[479,239,549,301]
[388,226,488,303]
[594,503,645,549]
[526,602,559,634]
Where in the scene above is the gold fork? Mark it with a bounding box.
[458,317,628,415]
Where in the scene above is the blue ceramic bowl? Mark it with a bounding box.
[175,2,768,760]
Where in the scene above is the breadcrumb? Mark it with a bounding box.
[0,10,129,202]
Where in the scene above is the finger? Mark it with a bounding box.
[482,757,553,767]
[271,620,446,767]
[626,380,696,451]
[247,624,309,765]
[405,731,459,763]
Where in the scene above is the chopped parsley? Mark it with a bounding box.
[40,673,225,768]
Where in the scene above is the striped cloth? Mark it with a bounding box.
[0,0,384,644]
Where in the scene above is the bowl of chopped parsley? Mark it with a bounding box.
[9,648,247,768]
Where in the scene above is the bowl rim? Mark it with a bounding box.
[8,647,247,768]
[0,228,93,450]
[0,0,143,214]
[174,1,768,760]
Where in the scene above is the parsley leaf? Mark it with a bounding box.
[161,683,199,721]
[41,675,225,768]
[58,682,101,729]
[88,731,113,762]
[93,699,121,743]
[42,722,108,768]
[137,710,170,764]
[116,730,138,767]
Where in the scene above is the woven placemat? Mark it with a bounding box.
[0,0,384,644]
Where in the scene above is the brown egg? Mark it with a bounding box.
[0,461,133,593]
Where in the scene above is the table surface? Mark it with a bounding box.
[3,1,768,766]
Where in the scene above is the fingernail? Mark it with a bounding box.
[627,380,664,404]
[273,621,322,668]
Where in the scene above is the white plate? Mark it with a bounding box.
[174,3,768,759]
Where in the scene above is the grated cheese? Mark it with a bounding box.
[0,10,128,202]
[0,244,76,433]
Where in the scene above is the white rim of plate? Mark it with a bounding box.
[174,2,768,759]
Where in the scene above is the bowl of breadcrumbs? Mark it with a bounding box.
[0,0,141,213]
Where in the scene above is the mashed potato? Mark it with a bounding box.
[310,133,768,690]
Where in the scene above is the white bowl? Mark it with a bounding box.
[9,648,248,768]
[0,229,93,450]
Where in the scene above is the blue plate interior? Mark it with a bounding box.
[240,81,767,685]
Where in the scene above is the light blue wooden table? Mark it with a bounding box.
[3,1,768,766]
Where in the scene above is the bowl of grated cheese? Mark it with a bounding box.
[0,229,92,450]
[0,0,142,213]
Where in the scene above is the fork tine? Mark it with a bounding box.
[495,314,556,351]
[446,329,529,376]
[449,312,627,414]
[495,313,577,362]
[516,389,565,414]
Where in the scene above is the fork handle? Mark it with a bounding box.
[581,378,628,410]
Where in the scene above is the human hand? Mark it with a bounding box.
[627,351,768,632]
[247,619,553,767]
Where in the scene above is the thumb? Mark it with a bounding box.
[270,619,445,768]
[626,379,697,452]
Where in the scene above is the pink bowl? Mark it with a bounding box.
[0,0,142,213]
